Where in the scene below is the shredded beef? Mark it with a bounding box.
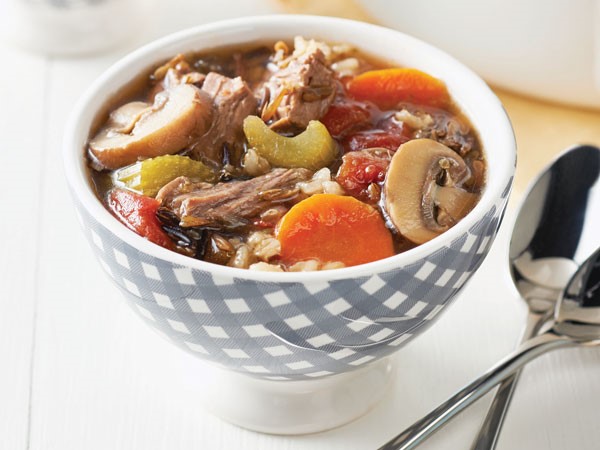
[259,45,335,130]
[157,168,312,228]
[155,177,213,208]
[189,72,258,164]
[414,113,475,156]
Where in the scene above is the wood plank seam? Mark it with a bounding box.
[25,56,53,450]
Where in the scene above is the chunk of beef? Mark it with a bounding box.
[413,111,475,156]
[157,168,312,228]
[259,43,335,130]
[155,176,213,208]
[189,72,258,164]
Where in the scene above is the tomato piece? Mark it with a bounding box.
[276,194,394,267]
[336,148,394,200]
[107,188,175,249]
[347,68,450,110]
[320,101,371,138]
[342,128,410,153]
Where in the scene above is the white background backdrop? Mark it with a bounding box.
[1,1,599,449]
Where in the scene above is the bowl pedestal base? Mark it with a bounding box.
[183,355,396,435]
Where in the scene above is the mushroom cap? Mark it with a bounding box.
[89,84,213,170]
[384,138,478,244]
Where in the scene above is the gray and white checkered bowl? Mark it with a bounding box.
[63,16,516,381]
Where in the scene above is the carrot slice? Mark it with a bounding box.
[347,68,449,110]
[276,194,394,267]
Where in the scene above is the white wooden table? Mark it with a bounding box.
[2,2,599,449]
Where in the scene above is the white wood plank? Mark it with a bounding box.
[25,53,135,450]
[498,349,600,449]
[0,40,48,450]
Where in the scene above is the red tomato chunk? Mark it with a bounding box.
[342,128,410,153]
[336,148,394,200]
[320,101,372,139]
[108,188,174,249]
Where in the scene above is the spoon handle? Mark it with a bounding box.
[470,310,550,450]
[377,330,574,450]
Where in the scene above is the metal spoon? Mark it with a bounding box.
[471,144,600,449]
[378,246,600,450]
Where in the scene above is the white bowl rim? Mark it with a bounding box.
[63,14,516,283]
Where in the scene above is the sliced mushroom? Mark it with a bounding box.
[384,138,478,244]
[107,101,150,134]
[89,84,213,170]
[434,185,478,228]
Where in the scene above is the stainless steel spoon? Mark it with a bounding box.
[378,246,600,450]
[471,144,600,449]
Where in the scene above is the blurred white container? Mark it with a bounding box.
[1,0,145,56]
[356,0,600,109]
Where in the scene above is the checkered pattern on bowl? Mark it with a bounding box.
[73,178,511,380]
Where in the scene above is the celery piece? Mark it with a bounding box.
[115,155,215,197]
[243,116,338,171]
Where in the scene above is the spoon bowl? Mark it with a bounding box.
[510,144,600,304]
[555,247,600,339]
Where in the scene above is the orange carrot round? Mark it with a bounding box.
[275,194,394,267]
[347,68,449,110]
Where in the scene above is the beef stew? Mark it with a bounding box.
[87,37,485,271]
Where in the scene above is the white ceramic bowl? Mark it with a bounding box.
[63,15,516,433]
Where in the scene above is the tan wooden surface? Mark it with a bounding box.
[494,89,600,195]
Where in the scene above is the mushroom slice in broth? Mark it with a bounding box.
[89,84,214,170]
[384,138,478,244]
